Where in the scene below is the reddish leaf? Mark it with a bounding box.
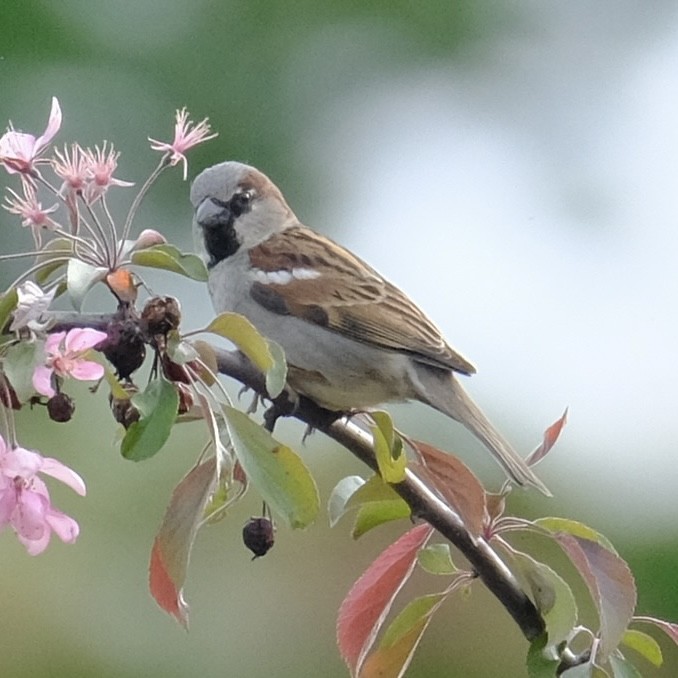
[361,614,433,678]
[526,408,568,467]
[412,441,486,536]
[556,535,636,661]
[337,523,433,676]
[149,457,217,627]
[633,616,678,646]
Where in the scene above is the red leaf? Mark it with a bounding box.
[526,408,568,467]
[556,535,636,661]
[149,457,217,628]
[337,523,433,676]
[412,441,486,536]
[634,616,678,646]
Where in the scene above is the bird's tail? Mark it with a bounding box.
[413,367,551,496]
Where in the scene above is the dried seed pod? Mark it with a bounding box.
[242,517,275,559]
[47,392,75,422]
[0,379,21,410]
[109,385,140,429]
[99,320,146,379]
[141,296,181,350]
[176,383,194,415]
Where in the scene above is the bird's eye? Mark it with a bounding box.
[229,189,254,217]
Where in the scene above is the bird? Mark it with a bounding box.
[190,160,549,495]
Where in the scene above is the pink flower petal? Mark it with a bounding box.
[0,481,17,525]
[35,97,62,150]
[41,457,86,496]
[2,446,42,478]
[0,132,36,173]
[32,364,55,397]
[19,526,51,556]
[13,488,48,540]
[64,327,107,353]
[44,331,66,355]
[69,359,104,382]
[45,508,79,544]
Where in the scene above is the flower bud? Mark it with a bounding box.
[133,229,167,251]
[242,517,275,559]
[47,392,75,422]
[109,385,140,429]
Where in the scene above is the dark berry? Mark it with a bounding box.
[242,517,275,559]
[47,393,75,422]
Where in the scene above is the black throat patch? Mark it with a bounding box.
[200,198,242,268]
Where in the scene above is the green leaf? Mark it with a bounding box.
[264,339,287,399]
[0,288,18,333]
[352,500,411,539]
[608,653,642,678]
[346,473,405,508]
[511,550,578,647]
[67,258,107,310]
[202,473,236,524]
[205,312,273,373]
[328,475,365,527]
[381,593,446,648]
[621,629,663,667]
[417,543,457,575]
[361,617,431,678]
[536,517,617,553]
[370,411,406,483]
[223,405,319,529]
[167,330,200,364]
[121,377,179,461]
[526,633,559,678]
[131,244,208,281]
[3,341,38,402]
[343,474,411,538]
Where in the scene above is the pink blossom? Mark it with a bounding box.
[149,107,218,180]
[33,327,108,398]
[3,183,59,247]
[3,183,59,229]
[82,141,134,203]
[0,97,62,175]
[53,143,90,197]
[0,434,85,555]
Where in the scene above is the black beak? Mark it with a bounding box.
[196,197,231,230]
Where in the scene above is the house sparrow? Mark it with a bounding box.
[191,161,549,495]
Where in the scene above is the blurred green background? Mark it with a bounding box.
[2,1,678,676]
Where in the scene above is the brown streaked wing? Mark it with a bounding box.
[248,226,476,375]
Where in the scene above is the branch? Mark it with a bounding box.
[47,310,549,645]
[214,347,546,642]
